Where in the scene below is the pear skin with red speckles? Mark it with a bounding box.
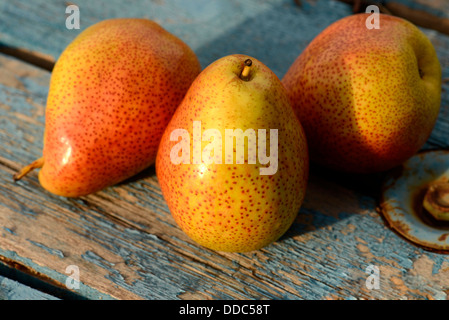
[156,54,309,252]
[14,18,201,197]
[282,13,441,173]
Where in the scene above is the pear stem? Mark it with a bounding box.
[240,59,252,81]
[13,157,44,181]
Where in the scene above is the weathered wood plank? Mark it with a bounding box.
[0,275,59,300]
[0,0,449,300]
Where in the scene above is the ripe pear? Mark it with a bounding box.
[14,18,201,197]
[282,13,441,173]
[156,54,309,252]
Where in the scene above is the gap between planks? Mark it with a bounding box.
[0,255,86,300]
[0,45,55,72]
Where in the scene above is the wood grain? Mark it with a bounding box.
[0,0,449,300]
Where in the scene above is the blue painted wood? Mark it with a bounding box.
[0,0,448,300]
[0,0,351,77]
[0,275,59,300]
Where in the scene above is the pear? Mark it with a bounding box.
[156,55,309,252]
[14,18,201,197]
[282,13,441,173]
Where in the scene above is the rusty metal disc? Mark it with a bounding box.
[380,150,449,253]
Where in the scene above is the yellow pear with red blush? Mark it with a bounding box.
[282,13,441,173]
[156,54,309,252]
[14,18,201,197]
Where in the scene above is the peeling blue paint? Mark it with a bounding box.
[27,240,65,258]
[2,227,16,236]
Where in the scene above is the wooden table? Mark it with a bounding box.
[1,0,448,300]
